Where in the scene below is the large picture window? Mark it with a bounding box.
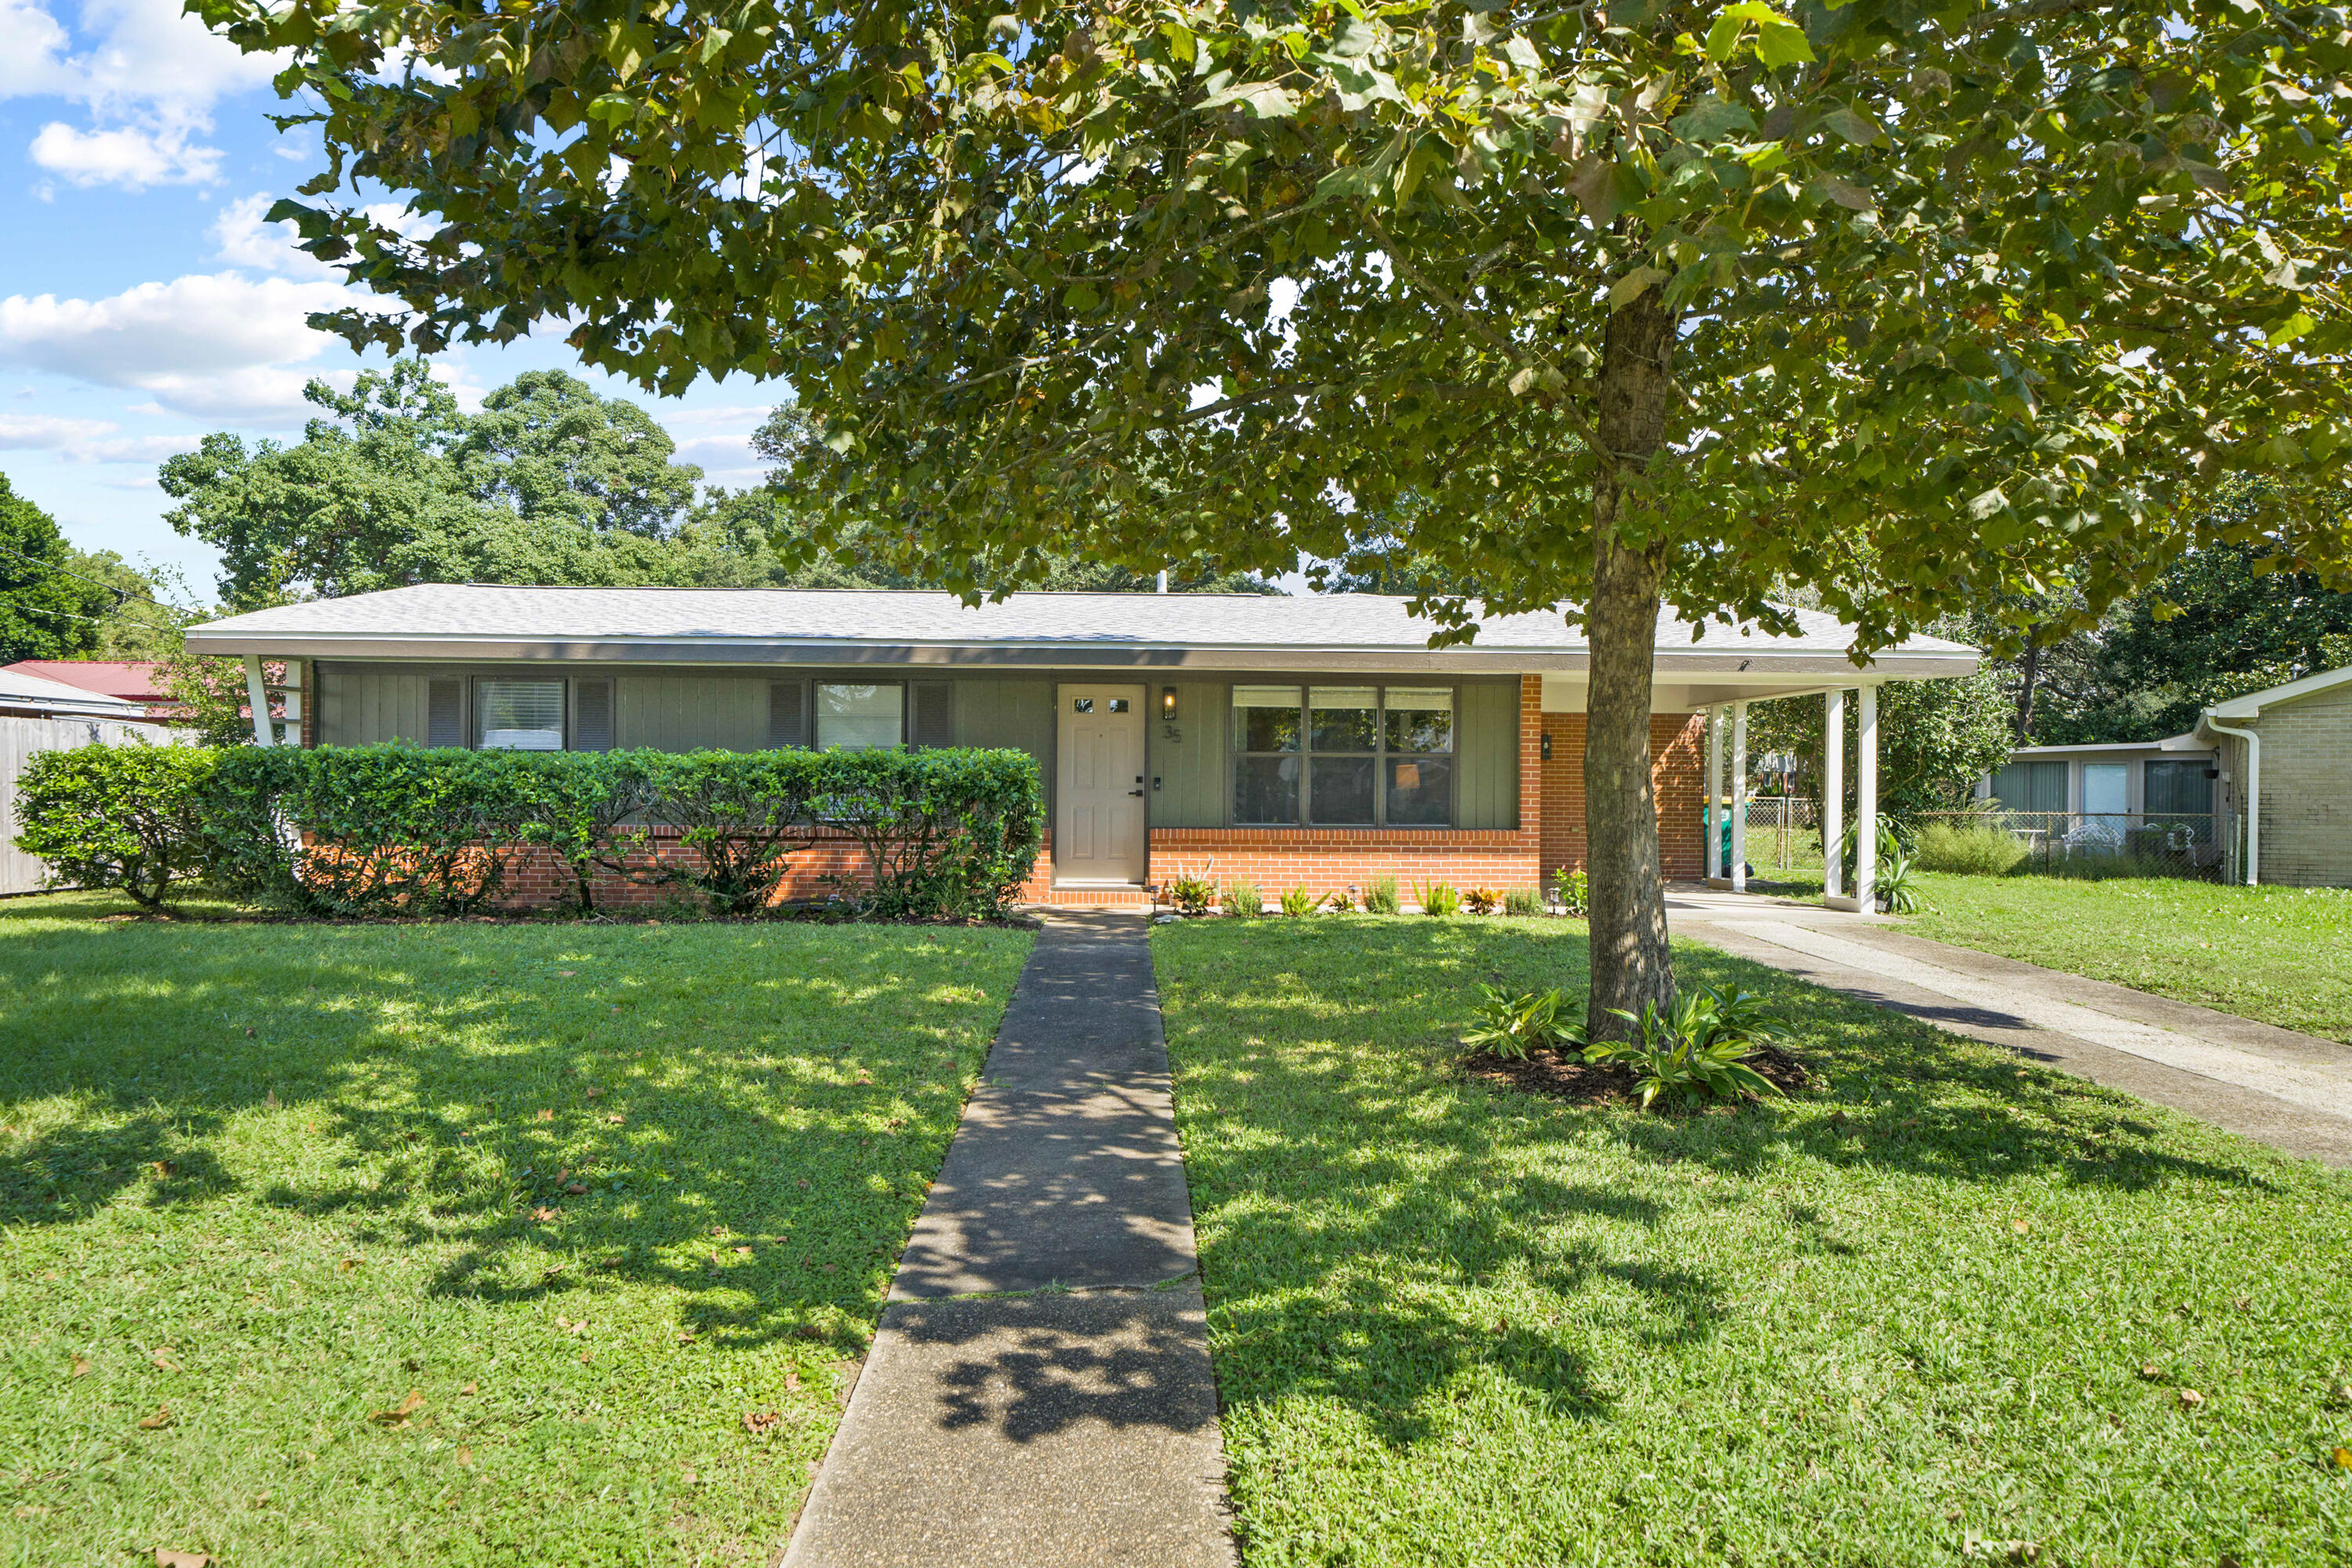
[816,683,904,751]
[1232,684,1454,827]
[477,681,565,750]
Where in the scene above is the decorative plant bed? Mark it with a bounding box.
[1461,1040,1817,1106]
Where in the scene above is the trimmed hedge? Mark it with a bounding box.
[13,742,219,908]
[14,742,1044,920]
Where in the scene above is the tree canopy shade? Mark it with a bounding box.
[203,0,2352,1024]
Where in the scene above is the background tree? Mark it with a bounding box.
[0,472,115,662]
[209,0,2352,1030]
[1748,658,2016,822]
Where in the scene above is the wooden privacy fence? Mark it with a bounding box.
[1,716,194,895]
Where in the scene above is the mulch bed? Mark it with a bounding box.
[1461,1042,1818,1106]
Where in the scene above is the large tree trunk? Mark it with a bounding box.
[1582,290,1679,1040]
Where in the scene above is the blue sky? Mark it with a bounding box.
[0,0,779,606]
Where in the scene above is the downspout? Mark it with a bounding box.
[2204,717,2259,886]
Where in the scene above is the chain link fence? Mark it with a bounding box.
[1716,798,2233,881]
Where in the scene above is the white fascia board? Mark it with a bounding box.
[2202,662,2352,720]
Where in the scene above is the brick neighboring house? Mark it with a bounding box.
[183,585,1977,909]
[2195,663,2352,888]
[0,660,176,720]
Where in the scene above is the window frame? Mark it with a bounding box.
[473,677,569,752]
[813,679,909,753]
[1229,682,1458,829]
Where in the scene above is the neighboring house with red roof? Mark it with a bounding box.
[1,660,176,719]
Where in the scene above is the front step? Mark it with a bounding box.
[1036,884,1155,910]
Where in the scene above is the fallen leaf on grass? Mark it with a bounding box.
[370,1390,425,1426]
[2140,1365,2163,1380]
[578,1349,593,1364]
[456,1445,474,1468]
[337,1257,361,1273]
[530,1207,559,1222]
[742,1410,782,1436]
[2011,1218,2030,1234]
[137,1405,175,1430]
[153,1550,212,1567]
[784,1370,801,1393]
[150,1348,180,1370]
[584,1087,603,1099]
[69,1354,90,1377]
[535,1109,554,1123]
[605,1114,625,1125]
[151,1161,176,1179]
[2178,1388,2205,1409]
[555,1316,588,1337]
[461,1381,477,1396]
[735,1245,753,1256]
[2331,1446,2352,1470]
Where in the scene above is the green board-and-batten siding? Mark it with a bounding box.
[311,663,1519,829]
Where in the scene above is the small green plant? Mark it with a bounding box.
[1363,876,1400,915]
[1414,880,1461,916]
[1223,880,1262,916]
[1322,890,1356,913]
[1165,869,1217,915]
[1461,985,1583,1060]
[1463,886,1501,915]
[1503,887,1546,917]
[1875,837,1921,913]
[1552,866,1589,916]
[1279,884,1316,916]
[1580,985,1788,1110]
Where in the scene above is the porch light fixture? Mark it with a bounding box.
[1162,686,1178,720]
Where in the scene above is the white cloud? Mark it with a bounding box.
[0,271,369,419]
[211,192,337,276]
[8,0,285,191]
[0,410,198,462]
[31,118,219,187]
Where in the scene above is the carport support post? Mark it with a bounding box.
[242,655,276,747]
[1712,710,1731,884]
[1855,685,1878,913]
[1730,700,1749,892]
[1822,689,1845,902]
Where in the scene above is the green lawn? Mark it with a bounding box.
[0,893,1031,1566]
[1154,915,2352,1567]
[1749,869,2352,1043]
[1898,874,2352,1044]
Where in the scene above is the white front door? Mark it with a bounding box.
[1056,684,1148,884]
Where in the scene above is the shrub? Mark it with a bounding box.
[1552,866,1589,916]
[1322,890,1356,913]
[1503,887,1546,917]
[1912,821,2027,877]
[27,741,1044,921]
[1581,985,1787,1110]
[1463,886,1501,915]
[1223,880,1262,916]
[1363,876,1400,915]
[1279,885,1316,916]
[12,742,218,908]
[1164,869,1217,915]
[1461,985,1581,1060]
[1414,881,1461,916]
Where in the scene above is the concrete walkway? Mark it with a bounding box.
[1668,885,2352,1167]
[783,912,1236,1568]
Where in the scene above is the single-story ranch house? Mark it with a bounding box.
[185,585,1978,909]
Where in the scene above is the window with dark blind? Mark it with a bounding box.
[573,680,614,753]
[426,680,463,748]
[768,681,805,749]
[910,681,953,748]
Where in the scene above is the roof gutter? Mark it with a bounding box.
[2203,715,2259,886]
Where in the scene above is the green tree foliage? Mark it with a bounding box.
[198,0,2352,1023]
[0,473,113,662]
[158,360,711,609]
[1748,662,2017,817]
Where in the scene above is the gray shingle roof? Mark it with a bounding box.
[187,584,1973,668]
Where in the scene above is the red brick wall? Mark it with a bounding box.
[1537,710,1705,883]
[312,831,1060,912]
[1148,827,1541,901]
